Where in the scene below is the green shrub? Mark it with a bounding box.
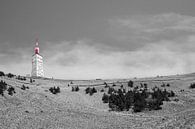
[128,80,133,87]
[102,93,109,103]
[0,71,5,76]
[190,83,195,89]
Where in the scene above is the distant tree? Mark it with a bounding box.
[104,82,109,88]
[49,86,60,94]
[75,86,79,91]
[112,83,116,87]
[0,71,5,76]
[102,93,109,103]
[133,92,146,112]
[21,84,26,90]
[6,73,14,78]
[128,80,133,87]
[30,78,33,83]
[108,87,115,94]
[102,83,176,113]
[85,87,91,94]
[91,87,97,93]
[190,83,195,89]
[85,87,97,96]
[0,80,7,96]
[7,86,16,96]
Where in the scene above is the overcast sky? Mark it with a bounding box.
[1,0,195,79]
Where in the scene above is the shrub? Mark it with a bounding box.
[0,71,5,76]
[7,86,16,96]
[49,86,60,94]
[100,89,104,92]
[128,80,133,87]
[108,87,115,94]
[30,78,33,83]
[6,73,14,78]
[104,82,109,88]
[91,87,97,93]
[102,85,176,112]
[17,76,26,81]
[190,83,195,89]
[72,86,79,92]
[0,80,7,96]
[112,83,116,87]
[21,85,29,90]
[85,87,97,96]
[85,87,91,94]
[102,93,109,103]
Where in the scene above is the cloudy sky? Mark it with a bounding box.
[1,0,195,79]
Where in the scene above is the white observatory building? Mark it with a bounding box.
[31,39,44,77]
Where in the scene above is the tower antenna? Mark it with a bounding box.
[35,38,39,46]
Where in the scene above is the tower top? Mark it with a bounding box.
[34,39,40,54]
[35,38,39,46]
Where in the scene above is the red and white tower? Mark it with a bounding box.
[31,39,44,77]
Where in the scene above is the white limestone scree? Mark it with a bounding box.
[31,39,44,77]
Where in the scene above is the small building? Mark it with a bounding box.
[31,39,44,77]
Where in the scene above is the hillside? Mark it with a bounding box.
[0,73,195,129]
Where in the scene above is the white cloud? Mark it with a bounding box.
[42,37,195,79]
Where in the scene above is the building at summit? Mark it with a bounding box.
[31,39,44,77]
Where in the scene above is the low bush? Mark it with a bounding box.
[17,76,26,81]
[49,86,60,94]
[104,82,109,88]
[85,87,97,96]
[0,80,7,96]
[7,86,16,96]
[190,83,195,89]
[100,89,104,92]
[6,73,14,78]
[102,93,109,103]
[102,85,176,112]
[112,83,116,87]
[0,71,5,76]
[128,80,133,87]
[21,85,29,90]
[72,86,79,92]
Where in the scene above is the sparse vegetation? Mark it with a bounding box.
[72,86,79,92]
[102,93,109,103]
[190,83,195,89]
[30,78,33,83]
[100,88,104,92]
[102,85,176,112]
[49,86,60,94]
[21,85,29,90]
[7,86,16,96]
[104,82,109,88]
[16,76,26,81]
[0,71,5,76]
[128,80,133,87]
[85,87,97,96]
[0,80,16,96]
[6,73,14,78]
[0,80,7,96]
